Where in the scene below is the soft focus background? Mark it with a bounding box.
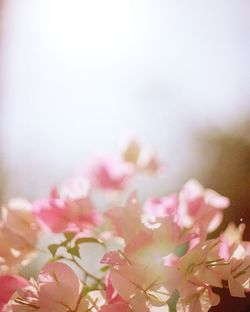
[0,1,250,310]
[1,0,249,202]
[1,0,250,229]
[1,0,250,226]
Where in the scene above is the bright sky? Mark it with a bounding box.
[1,0,250,199]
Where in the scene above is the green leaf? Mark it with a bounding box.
[64,232,76,242]
[67,245,81,258]
[48,243,59,257]
[60,240,68,247]
[100,265,110,272]
[75,237,105,247]
[174,242,189,257]
[80,285,97,297]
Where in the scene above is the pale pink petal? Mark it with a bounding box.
[38,262,80,311]
[110,269,137,302]
[143,195,178,219]
[33,198,69,233]
[87,156,133,191]
[228,275,246,298]
[101,251,125,266]
[129,291,149,312]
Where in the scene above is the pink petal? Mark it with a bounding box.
[39,262,80,311]
[101,251,125,265]
[0,275,28,309]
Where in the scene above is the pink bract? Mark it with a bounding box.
[87,156,134,191]
[33,188,101,233]
[0,275,28,310]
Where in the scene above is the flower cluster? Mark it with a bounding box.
[1,140,250,312]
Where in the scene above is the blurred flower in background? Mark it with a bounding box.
[0,0,249,201]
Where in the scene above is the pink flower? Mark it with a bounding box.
[143,194,178,219]
[33,185,101,233]
[0,199,40,272]
[4,262,94,312]
[160,266,221,312]
[219,223,246,260]
[87,156,134,191]
[217,244,250,298]
[108,263,170,312]
[101,223,178,311]
[99,275,132,312]
[178,180,230,233]
[178,239,224,288]
[0,275,28,310]
[38,262,81,311]
[123,217,185,267]
[177,284,220,312]
[33,197,69,233]
[106,192,143,243]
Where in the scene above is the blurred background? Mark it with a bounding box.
[0,1,250,310]
[1,0,250,217]
[1,0,250,223]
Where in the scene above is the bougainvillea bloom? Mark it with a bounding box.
[143,195,178,220]
[1,141,250,312]
[0,199,40,273]
[33,183,101,233]
[3,262,104,312]
[87,156,134,191]
[178,179,230,233]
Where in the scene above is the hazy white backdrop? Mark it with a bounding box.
[1,0,250,201]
